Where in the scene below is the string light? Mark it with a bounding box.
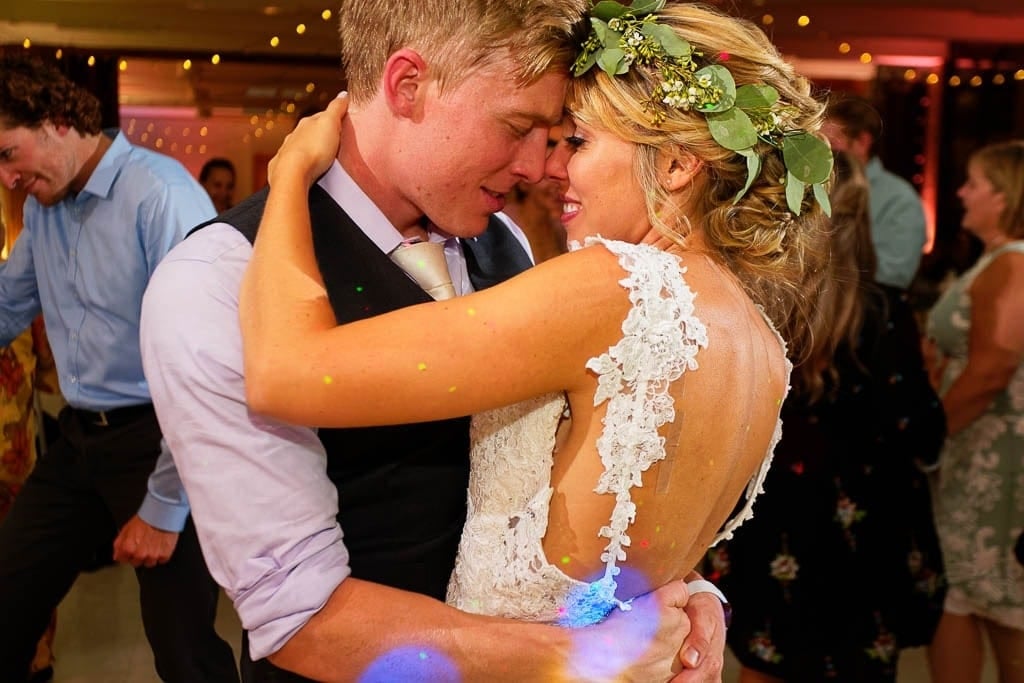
[993,73,1006,85]
[859,52,872,64]
[949,75,962,87]
[904,69,917,81]
[87,55,96,66]
[797,15,810,27]
[970,75,983,87]
[926,73,940,85]
[321,9,332,20]
[183,59,192,70]
[23,38,31,49]
[761,14,773,25]
[838,42,851,54]
[119,59,128,71]
[211,54,221,65]
[296,24,306,35]
[270,36,280,48]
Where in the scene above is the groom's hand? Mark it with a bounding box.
[570,579,692,682]
[672,591,726,682]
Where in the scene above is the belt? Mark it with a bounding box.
[69,403,154,428]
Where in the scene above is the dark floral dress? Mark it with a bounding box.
[710,286,947,681]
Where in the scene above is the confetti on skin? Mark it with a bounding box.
[448,386,457,393]
[561,556,571,565]
[467,308,476,316]
[417,362,427,371]
[640,539,650,549]
[323,375,333,385]
[418,652,429,661]
[655,525,662,533]
[355,285,364,293]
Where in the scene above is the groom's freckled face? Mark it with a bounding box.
[396,60,567,238]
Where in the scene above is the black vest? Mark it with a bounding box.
[197,185,473,597]
[194,187,532,681]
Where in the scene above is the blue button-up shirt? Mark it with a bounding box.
[866,156,927,290]
[0,130,216,529]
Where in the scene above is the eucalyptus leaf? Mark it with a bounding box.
[734,149,762,204]
[812,182,833,217]
[707,107,758,151]
[603,29,624,50]
[573,50,598,76]
[641,23,692,58]
[591,17,609,44]
[598,47,628,77]
[782,134,833,184]
[785,172,806,216]
[696,65,735,111]
[734,84,779,110]
[592,1,631,21]
[628,0,666,16]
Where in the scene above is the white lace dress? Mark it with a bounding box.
[446,237,782,626]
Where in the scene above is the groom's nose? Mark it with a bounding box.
[509,129,551,184]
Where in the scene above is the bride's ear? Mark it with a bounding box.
[660,151,703,193]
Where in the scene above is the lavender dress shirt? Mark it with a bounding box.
[139,161,509,659]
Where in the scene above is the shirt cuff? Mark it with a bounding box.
[686,579,732,628]
[137,493,190,532]
[238,536,352,660]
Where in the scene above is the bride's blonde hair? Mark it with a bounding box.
[566,2,831,360]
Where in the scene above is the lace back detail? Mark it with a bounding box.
[447,237,786,625]
[582,237,709,598]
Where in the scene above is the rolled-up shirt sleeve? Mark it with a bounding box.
[139,224,351,659]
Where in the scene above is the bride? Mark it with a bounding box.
[240,0,832,627]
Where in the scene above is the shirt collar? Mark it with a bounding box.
[78,129,130,201]
[316,160,406,254]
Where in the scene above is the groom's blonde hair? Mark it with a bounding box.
[338,0,587,104]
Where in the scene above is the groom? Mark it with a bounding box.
[140,0,726,681]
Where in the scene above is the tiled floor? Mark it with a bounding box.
[50,562,997,682]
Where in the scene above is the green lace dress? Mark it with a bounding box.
[926,241,1024,630]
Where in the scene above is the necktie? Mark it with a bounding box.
[390,239,457,301]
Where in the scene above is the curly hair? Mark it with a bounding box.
[565,2,831,361]
[792,151,876,400]
[0,54,102,134]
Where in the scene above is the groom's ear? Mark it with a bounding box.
[381,48,429,121]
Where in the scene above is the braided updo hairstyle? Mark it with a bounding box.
[566,2,831,360]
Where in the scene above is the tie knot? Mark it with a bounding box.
[390,240,457,301]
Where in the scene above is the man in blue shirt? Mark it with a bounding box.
[823,96,927,290]
[0,55,238,682]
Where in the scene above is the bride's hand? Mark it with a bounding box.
[268,92,349,189]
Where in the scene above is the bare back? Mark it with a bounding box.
[447,237,789,623]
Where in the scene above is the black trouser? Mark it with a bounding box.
[0,406,239,682]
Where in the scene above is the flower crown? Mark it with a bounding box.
[572,0,833,216]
